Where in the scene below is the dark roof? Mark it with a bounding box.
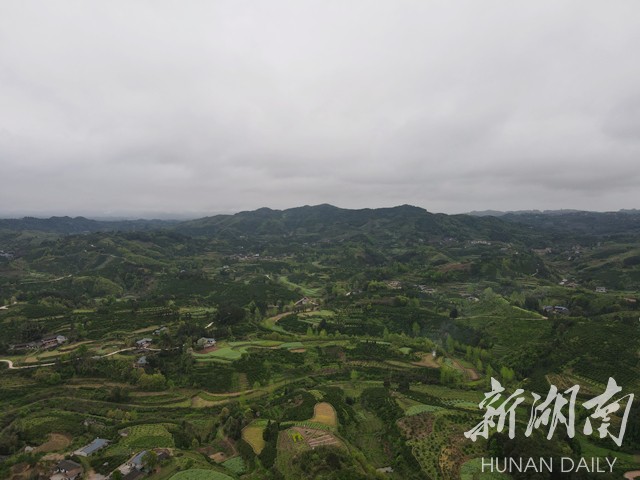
[156,450,170,460]
[123,469,146,480]
[57,459,82,471]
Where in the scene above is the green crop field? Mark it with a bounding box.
[122,424,175,449]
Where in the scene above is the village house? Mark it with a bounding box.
[128,450,148,470]
[11,334,67,351]
[74,437,110,457]
[595,286,607,293]
[294,296,318,311]
[155,449,171,462]
[9,341,38,351]
[123,470,146,480]
[153,326,168,335]
[136,338,152,348]
[134,356,148,368]
[50,459,83,480]
[197,337,216,348]
[41,335,68,349]
[543,305,570,315]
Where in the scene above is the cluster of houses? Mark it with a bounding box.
[10,334,68,352]
[51,437,170,480]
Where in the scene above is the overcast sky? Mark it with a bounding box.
[1,1,639,218]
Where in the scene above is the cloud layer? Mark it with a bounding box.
[1,1,639,216]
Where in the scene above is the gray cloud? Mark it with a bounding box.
[1,0,640,217]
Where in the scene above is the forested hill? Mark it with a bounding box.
[174,204,541,244]
[2,205,640,242]
[500,210,640,236]
[0,216,178,234]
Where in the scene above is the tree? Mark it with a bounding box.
[411,321,420,338]
[215,303,246,326]
[138,373,167,391]
[445,335,455,353]
[524,296,539,312]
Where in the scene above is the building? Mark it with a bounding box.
[595,286,607,293]
[155,449,171,462]
[74,437,110,457]
[128,450,148,470]
[136,338,152,348]
[123,470,146,480]
[197,337,216,348]
[294,297,318,311]
[41,335,68,349]
[9,342,38,351]
[50,459,83,480]
[134,356,148,368]
[543,305,570,315]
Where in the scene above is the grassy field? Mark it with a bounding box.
[242,421,266,454]
[221,456,246,475]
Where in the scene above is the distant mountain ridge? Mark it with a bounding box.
[1,205,640,239]
[0,216,179,234]
[173,204,537,244]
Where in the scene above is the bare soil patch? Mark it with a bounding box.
[34,433,71,453]
[211,452,228,463]
[310,402,337,427]
[412,353,439,368]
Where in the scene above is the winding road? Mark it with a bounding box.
[1,347,138,370]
